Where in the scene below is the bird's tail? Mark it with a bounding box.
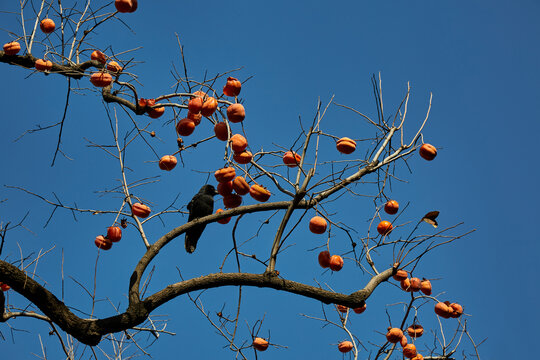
[185,235,197,253]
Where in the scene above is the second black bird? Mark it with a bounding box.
[185,184,218,253]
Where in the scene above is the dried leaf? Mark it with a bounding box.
[422,211,439,228]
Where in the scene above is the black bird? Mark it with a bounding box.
[185,184,218,253]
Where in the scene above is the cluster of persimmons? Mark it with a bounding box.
[332,263,462,358]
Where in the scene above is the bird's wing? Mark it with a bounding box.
[185,192,215,254]
[189,194,214,219]
[187,195,199,221]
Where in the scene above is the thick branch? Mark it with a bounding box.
[0,260,109,345]
[0,52,102,79]
[0,52,145,115]
[144,268,393,311]
[0,259,392,346]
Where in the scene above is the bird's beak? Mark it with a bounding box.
[214,188,219,196]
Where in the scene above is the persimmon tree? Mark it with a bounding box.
[0,1,481,359]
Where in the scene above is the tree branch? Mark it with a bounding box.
[0,259,392,346]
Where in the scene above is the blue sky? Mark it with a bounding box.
[1,1,538,359]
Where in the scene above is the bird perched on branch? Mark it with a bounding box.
[185,184,218,253]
